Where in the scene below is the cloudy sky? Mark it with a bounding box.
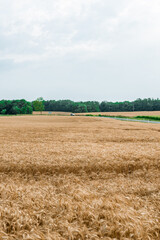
[0,0,160,101]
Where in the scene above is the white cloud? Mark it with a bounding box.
[0,0,160,101]
[0,0,116,62]
[0,0,160,63]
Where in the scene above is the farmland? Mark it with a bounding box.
[0,115,160,239]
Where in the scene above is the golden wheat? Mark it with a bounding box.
[0,115,159,239]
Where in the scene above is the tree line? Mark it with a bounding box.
[42,98,160,113]
[100,98,160,112]
[0,100,32,115]
[44,100,100,113]
[0,98,160,115]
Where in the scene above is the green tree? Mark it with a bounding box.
[33,97,44,114]
[73,103,88,113]
[1,109,6,115]
[11,106,21,114]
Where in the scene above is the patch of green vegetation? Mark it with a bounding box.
[85,114,160,122]
[85,114,129,118]
[134,116,160,121]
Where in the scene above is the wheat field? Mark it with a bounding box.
[0,115,159,240]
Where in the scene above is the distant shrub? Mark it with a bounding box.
[135,116,160,121]
[1,109,6,114]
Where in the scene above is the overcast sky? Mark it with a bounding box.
[0,0,160,101]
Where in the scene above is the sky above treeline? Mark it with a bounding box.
[0,0,160,101]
